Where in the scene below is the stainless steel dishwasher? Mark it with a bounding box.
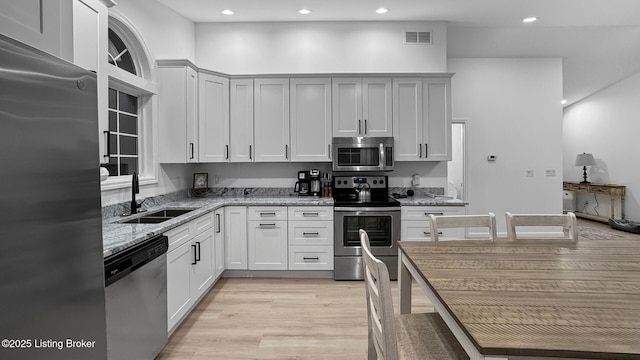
[105,235,168,360]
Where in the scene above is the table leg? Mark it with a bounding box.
[398,251,412,314]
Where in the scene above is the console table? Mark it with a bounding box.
[563,181,625,222]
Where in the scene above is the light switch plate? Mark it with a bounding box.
[545,169,556,177]
[526,169,534,177]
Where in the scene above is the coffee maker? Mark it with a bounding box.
[309,169,321,196]
[294,170,311,196]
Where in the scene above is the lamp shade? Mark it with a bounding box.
[575,153,595,166]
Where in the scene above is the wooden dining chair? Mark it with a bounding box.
[428,213,497,241]
[505,212,578,241]
[360,229,469,360]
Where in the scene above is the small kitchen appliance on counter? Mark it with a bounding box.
[333,175,400,280]
[294,170,311,196]
[309,169,322,196]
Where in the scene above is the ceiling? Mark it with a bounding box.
[156,0,640,106]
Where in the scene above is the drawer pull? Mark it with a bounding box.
[259,223,277,227]
[303,256,320,261]
[423,232,443,235]
[302,212,319,217]
[424,212,444,216]
[303,231,319,236]
[260,212,277,216]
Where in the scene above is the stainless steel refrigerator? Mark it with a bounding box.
[0,34,107,359]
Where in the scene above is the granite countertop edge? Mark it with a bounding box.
[102,196,467,258]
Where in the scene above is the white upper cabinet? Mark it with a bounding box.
[290,78,332,162]
[229,79,254,162]
[158,62,199,163]
[332,78,392,137]
[0,0,65,57]
[393,76,452,161]
[253,79,290,162]
[199,72,230,163]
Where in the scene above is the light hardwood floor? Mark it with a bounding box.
[157,219,639,360]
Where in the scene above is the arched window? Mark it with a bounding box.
[103,14,157,189]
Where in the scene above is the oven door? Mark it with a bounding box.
[334,207,400,257]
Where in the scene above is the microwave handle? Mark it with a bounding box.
[379,143,385,170]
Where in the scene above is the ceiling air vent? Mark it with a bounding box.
[404,31,432,45]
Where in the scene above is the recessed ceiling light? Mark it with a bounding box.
[221,9,234,15]
[561,99,568,105]
[522,16,538,23]
[376,8,389,14]
[299,9,312,15]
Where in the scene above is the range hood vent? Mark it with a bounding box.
[404,31,432,45]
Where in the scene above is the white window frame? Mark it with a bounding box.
[101,13,158,191]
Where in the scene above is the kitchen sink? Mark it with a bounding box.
[120,208,196,224]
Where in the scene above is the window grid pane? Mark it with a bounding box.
[107,88,139,176]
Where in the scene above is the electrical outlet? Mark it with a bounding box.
[545,169,556,177]
[526,169,534,177]
[214,176,220,184]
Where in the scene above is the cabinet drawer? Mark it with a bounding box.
[165,222,193,251]
[192,212,215,233]
[288,246,333,270]
[288,221,333,246]
[247,206,288,221]
[401,206,464,220]
[401,220,463,241]
[288,206,333,221]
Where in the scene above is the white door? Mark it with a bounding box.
[185,67,199,162]
[224,206,248,269]
[362,78,393,137]
[191,228,215,298]
[199,73,230,162]
[167,240,194,331]
[290,78,332,162]
[248,221,288,270]
[423,77,451,161]
[254,79,290,162]
[213,209,225,278]
[0,0,64,57]
[332,78,362,137]
[229,79,254,162]
[393,78,423,161]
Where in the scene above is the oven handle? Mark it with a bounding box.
[335,207,401,213]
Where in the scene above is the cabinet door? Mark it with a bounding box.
[0,0,64,57]
[199,73,230,163]
[158,65,198,163]
[362,78,393,137]
[393,78,423,161]
[191,228,215,299]
[224,206,248,270]
[254,79,290,162]
[229,79,254,162]
[248,221,288,270]
[71,0,109,164]
[332,78,362,137]
[214,209,225,279]
[167,240,194,332]
[422,77,451,161]
[290,78,332,162]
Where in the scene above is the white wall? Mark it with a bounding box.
[195,21,447,74]
[563,71,640,221]
[448,58,564,233]
[101,0,195,206]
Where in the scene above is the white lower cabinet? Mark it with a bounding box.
[400,206,465,241]
[166,212,215,333]
[214,208,225,278]
[225,206,248,270]
[248,206,288,270]
[287,207,333,270]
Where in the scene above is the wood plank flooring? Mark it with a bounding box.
[157,219,640,360]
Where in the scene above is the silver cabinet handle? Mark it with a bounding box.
[303,232,319,236]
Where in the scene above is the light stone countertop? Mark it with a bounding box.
[396,197,467,206]
[102,196,334,258]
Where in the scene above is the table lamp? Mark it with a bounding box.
[575,153,595,184]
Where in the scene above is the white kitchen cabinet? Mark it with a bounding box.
[393,76,452,161]
[199,72,230,163]
[213,208,225,279]
[158,61,199,163]
[165,211,215,333]
[332,78,392,137]
[225,206,248,270]
[0,0,65,57]
[290,78,332,162]
[400,206,465,241]
[70,0,111,164]
[254,79,290,162]
[248,206,288,270]
[229,79,254,162]
[287,206,333,270]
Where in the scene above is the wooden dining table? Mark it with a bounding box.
[398,238,640,360]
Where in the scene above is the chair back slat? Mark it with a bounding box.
[428,213,497,241]
[505,212,578,241]
[361,229,398,360]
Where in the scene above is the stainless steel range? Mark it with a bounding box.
[333,175,400,280]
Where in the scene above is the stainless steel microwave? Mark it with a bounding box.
[332,137,394,172]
